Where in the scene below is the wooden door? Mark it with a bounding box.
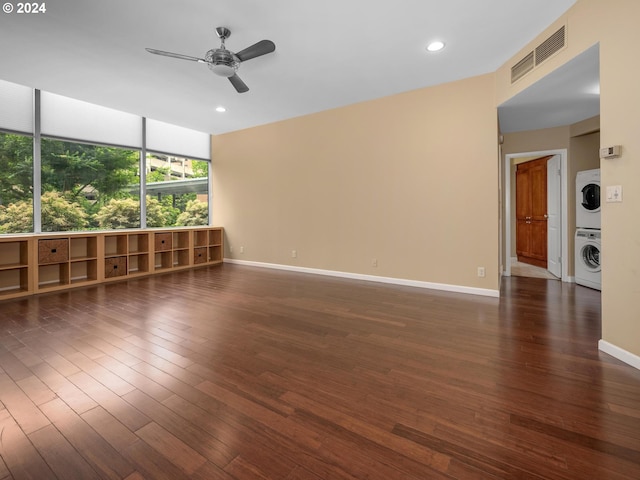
[516,156,550,268]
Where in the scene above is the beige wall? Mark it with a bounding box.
[496,0,640,359]
[212,74,499,292]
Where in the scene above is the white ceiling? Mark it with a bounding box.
[0,0,586,135]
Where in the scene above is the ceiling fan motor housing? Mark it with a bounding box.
[205,48,239,77]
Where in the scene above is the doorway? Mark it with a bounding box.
[503,149,568,281]
[516,155,551,268]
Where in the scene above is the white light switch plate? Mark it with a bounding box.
[606,185,623,202]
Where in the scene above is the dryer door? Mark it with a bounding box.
[581,183,601,212]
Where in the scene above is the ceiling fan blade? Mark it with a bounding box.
[145,48,206,63]
[228,74,249,93]
[235,40,276,62]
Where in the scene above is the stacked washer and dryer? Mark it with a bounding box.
[575,169,601,290]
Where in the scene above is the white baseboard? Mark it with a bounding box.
[599,340,640,371]
[224,258,499,298]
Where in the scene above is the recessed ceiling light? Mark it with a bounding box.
[426,41,445,52]
[215,106,226,113]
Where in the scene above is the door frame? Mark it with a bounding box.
[503,149,569,281]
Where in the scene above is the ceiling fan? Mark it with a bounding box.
[146,26,275,93]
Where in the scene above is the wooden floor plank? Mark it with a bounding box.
[16,374,59,406]
[30,361,99,414]
[0,372,51,434]
[66,370,150,431]
[135,422,207,475]
[123,439,191,480]
[28,424,102,480]
[39,397,136,480]
[80,405,139,453]
[0,408,57,479]
[122,388,237,467]
[0,265,638,480]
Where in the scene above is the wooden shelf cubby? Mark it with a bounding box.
[0,238,31,298]
[103,234,128,280]
[127,233,150,275]
[172,231,190,267]
[208,228,223,263]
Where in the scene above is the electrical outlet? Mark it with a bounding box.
[240,246,244,254]
[477,267,486,277]
[372,258,378,267]
[292,250,297,258]
[229,245,233,253]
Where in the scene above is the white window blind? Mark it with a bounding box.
[40,92,142,148]
[146,119,211,161]
[0,79,33,133]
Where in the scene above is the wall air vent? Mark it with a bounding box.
[510,25,566,84]
[535,25,566,65]
[511,51,534,83]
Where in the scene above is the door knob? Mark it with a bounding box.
[544,214,548,219]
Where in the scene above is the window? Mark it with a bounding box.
[0,132,34,233]
[0,81,212,234]
[145,153,209,227]
[40,139,140,231]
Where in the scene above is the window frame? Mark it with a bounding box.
[0,84,212,235]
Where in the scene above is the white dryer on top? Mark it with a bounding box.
[576,168,600,229]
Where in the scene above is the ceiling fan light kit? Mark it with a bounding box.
[205,54,238,78]
[146,26,275,93]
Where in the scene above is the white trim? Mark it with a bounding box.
[599,340,640,371]
[503,149,569,281]
[224,259,500,298]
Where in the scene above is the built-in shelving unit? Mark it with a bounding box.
[0,227,223,301]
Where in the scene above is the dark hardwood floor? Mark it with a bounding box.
[0,264,639,479]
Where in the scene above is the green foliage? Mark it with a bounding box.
[41,139,139,204]
[191,160,208,178]
[0,133,33,205]
[176,199,208,226]
[154,195,179,226]
[0,191,90,233]
[94,196,170,229]
[146,166,170,183]
[0,200,33,233]
[94,197,141,229]
[146,196,173,227]
[41,191,89,232]
[172,193,196,213]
